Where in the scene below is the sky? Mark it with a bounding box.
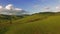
[0,0,60,14]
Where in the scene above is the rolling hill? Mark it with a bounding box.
[0,12,60,34]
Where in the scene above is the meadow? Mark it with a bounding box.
[0,12,60,34]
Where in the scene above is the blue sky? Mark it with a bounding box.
[0,0,60,14]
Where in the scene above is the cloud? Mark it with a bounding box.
[42,6,60,12]
[5,4,13,10]
[14,8,23,11]
[43,7,50,12]
[32,5,41,13]
[33,5,40,8]
[0,6,3,9]
[44,7,50,10]
[0,4,27,15]
[55,6,60,12]
[56,6,60,10]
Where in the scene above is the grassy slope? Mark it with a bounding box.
[13,14,49,24]
[5,15,60,34]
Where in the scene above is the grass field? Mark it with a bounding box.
[0,13,60,34]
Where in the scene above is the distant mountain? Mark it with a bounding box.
[0,9,29,15]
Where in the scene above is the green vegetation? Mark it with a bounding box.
[0,12,60,34]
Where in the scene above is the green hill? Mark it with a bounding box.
[5,15,60,34]
[0,12,60,34]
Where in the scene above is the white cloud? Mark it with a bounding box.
[5,4,13,10]
[15,8,23,11]
[0,6,3,9]
[0,4,27,15]
[54,6,60,12]
[56,6,60,10]
[43,7,52,12]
